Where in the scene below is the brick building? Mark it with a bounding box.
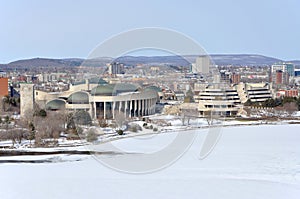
[0,77,8,97]
[276,89,298,98]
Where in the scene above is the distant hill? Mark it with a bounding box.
[115,54,285,66]
[0,54,299,68]
[2,58,84,68]
[114,56,191,66]
[210,54,283,66]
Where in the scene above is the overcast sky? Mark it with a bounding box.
[0,0,299,63]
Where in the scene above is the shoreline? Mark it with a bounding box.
[1,121,300,157]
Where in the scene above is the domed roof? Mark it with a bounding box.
[67,91,89,104]
[145,86,162,92]
[72,78,107,86]
[88,77,107,85]
[91,83,139,96]
[72,80,86,86]
[45,99,66,110]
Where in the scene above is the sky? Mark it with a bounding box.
[0,0,299,63]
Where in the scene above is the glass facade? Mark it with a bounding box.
[285,63,295,77]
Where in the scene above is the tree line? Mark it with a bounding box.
[0,104,93,147]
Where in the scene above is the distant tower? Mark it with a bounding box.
[231,73,241,84]
[20,84,34,118]
[271,63,295,77]
[285,63,295,77]
[273,70,289,87]
[108,62,124,76]
[194,55,211,74]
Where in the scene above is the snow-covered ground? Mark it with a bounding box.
[293,111,300,117]
[0,124,300,199]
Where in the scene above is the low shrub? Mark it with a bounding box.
[128,124,142,132]
[129,126,138,132]
[86,129,98,142]
[116,129,124,135]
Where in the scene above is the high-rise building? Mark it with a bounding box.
[0,77,9,97]
[194,55,211,74]
[273,70,289,86]
[276,70,283,85]
[271,63,295,76]
[220,71,231,84]
[271,64,285,73]
[108,62,124,76]
[231,73,241,84]
[285,63,295,77]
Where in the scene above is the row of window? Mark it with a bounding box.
[204,105,235,108]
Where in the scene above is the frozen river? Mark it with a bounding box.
[0,124,300,199]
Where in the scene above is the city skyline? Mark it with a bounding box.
[1,0,299,63]
[1,1,300,198]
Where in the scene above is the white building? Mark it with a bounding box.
[198,85,242,116]
[240,82,273,102]
[197,82,273,116]
[32,78,158,120]
[193,55,211,74]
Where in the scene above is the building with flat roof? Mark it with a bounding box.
[194,55,211,74]
[198,86,242,116]
[0,77,9,97]
[295,69,300,77]
[271,63,295,77]
[240,82,273,102]
[108,62,124,76]
[271,70,289,87]
[231,73,241,84]
[276,89,298,98]
[197,82,273,116]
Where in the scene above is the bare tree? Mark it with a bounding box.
[23,108,35,124]
[33,111,64,146]
[0,97,4,114]
[114,111,126,129]
[45,111,64,139]
[205,111,220,125]
[283,102,298,116]
[180,109,194,126]
[34,116,47,146]
[98,117,108,128]
[2,128,25,148]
